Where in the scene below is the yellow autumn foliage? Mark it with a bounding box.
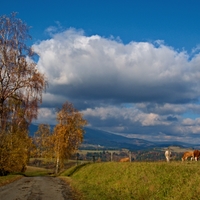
[53,101,88,173]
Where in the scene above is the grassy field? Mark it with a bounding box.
[23,166,53,177]
[0,166,52,186]
[1,158,200,199]
[61,161,200,200]
[0,175,22,187]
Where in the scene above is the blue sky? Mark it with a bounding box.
[2,1,200,144]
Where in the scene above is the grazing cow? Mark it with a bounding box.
[182,151,194,161]
[165,149,172,162]
[193,150,200,161]
[119,157,130,162]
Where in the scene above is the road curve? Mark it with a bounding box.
[0,176,76,200]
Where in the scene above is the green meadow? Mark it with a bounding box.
[61,161,200,200]
[0,166,52,186]
[1,160,200,199]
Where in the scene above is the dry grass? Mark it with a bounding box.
[24,165,53,177]
[0,175,22,187]
[0,165,52,187]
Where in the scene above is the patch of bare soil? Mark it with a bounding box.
[0,176,80,200]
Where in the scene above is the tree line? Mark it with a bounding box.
[73,150,182,162]
[32,102,87,174]
[0,13,87,175]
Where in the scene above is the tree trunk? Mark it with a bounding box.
[55,156,59,174]
[0,100,4,132]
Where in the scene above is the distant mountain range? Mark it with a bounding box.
[29,124,197,150]
[81,127,199,150]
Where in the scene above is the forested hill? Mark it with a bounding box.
[29,124,197,150]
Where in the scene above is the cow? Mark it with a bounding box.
[165,149,172,162]
[193,150,200,161]
[119,157,130,162]
[182,151,194,161]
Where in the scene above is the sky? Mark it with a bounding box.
[2,0,200,144]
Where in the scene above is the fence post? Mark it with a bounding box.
[129,151,132,162]
[76,153,79,166]
[110,151,113,162]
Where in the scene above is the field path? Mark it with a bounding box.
[0,176,76,200]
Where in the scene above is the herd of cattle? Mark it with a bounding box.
[165,149,200,162]
[118,149,200,162]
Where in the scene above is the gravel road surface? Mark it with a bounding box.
[0,176,77,200]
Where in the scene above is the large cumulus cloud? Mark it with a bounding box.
[32,28,200,144]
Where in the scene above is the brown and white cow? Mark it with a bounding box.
[165,149,172,162]
[182,151,194,161]
[119,157,130,162]
[193,150,200,161]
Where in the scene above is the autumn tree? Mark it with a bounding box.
[0,130,32,175]
[0,13,47,174]
[34,124,53,158]
[53,101,88,174]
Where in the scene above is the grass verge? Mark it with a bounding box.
[23,166,53,177]
[61,161,200,200]
[0,165,53,187]
[0,175,22,187]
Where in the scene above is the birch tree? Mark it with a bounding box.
[0,13,47,174]
[53,101,88,174]
[34,124,53,158]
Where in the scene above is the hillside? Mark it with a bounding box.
[29,124,197,150]
[82,127,157,150]
[61,162,200,200]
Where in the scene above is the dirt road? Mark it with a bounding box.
[0,176,77,200]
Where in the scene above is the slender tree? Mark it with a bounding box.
[0,13,47,174]
[34,124,53,158]
[53,101,88,174]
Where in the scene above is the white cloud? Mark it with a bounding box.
[33,28,200,106]
[182,118,195,126]
[82,105,170,128]
[32,28,200,144]
[34,107,56,125]
[42,93,67,107]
